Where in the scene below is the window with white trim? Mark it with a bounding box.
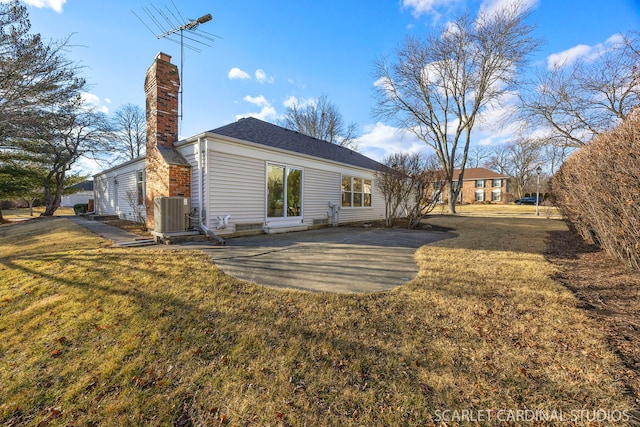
[342,175,372,207]
[475,189,485,202]
[136,170,145,205]
[475,179,485,188]
[492,178,502,187]
[491,189,501,202]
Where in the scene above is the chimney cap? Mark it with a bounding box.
[156,52,172,63]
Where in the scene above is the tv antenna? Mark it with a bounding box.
[133,2,219,131]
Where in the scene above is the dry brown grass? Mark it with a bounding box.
[103,219,151,236]
[1,207,75,220]
[446,203,561,218]
[0,216,636,426]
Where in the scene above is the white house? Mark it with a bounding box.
[93,53,386,237]
[61,180,94,207]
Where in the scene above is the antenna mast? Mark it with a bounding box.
[133,3,218,133]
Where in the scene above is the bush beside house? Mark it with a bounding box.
[552,111,640,271]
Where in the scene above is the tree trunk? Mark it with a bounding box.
[42,170,64,216]
[448,186,457,214]
[0,209,5,224]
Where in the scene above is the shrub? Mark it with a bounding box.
[552,112,640,270]
[73,203,89,215]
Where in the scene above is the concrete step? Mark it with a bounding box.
[114,239,157,247]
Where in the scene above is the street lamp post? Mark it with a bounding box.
[536,166,542,216]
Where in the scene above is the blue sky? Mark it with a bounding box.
[11,0,640,174]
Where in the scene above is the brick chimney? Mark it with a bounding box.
[145,52,179,148]
[144,52,191,231]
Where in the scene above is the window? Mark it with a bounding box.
[475,179,485,188]
[492,178,502,187]
[136,170,145,205]
[267,164,302,218]
[475,189,485,202]
[341,176,352,207]
[363,179,372,207]
[342,176,372,207]
[491,189,501,202]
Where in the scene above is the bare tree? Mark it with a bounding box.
[372,4,538,213]
[280,93,358,149]
[107,103,146,164]
[39,108,111,216]
[543,137,571,175]
[521,31,640,147]
[487,138,542,199]
[376,152,444,228]
[468,145,491,168]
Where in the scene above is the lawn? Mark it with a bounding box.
[1,206,75,220]
[0,215,635,426]
[444,202,561,218]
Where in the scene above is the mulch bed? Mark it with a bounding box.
[546,228,640,409]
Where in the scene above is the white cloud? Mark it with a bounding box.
[355,122,428,162]
[283,95,298,109]
[479,0,538,17]
[228,67,251,80]
[282,95,316,110]
[546,33,624,70]
[547,44,592,70]
[255,69,274,84]
[237,95,277,121]
[401,0,456,18]
[243,95,269,107]
[21,0,66,13]
[81,92,109,114]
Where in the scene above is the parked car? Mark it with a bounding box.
[514,196,542,205]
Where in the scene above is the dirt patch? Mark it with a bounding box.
[546,229,640,408]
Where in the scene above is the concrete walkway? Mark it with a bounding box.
[65,216,143,245]
[66,216,454,293]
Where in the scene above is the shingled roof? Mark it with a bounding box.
[209,117,384,171]
[453,167,508,180]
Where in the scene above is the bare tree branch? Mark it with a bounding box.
[372,3,539,213]
[280,93,359,150]
[521,31,640,147]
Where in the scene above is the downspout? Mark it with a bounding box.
[198,137,204,226]
[197,136,225,244]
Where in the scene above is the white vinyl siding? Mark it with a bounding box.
[93,159,146,221]
[208,151,265,228]
[176,135,386,231]
[303,167,340,224]
[182,151,200,218]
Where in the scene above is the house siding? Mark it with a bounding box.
[303,167,339,225]
[207,150,265,230]
[95,132,387,234]
[93,159,146,221]
[176,135,386,234]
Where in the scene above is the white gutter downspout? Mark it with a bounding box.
[198,137,204,226]
[197,137,225,245]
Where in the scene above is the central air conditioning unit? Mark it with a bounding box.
[154,196,190,233]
